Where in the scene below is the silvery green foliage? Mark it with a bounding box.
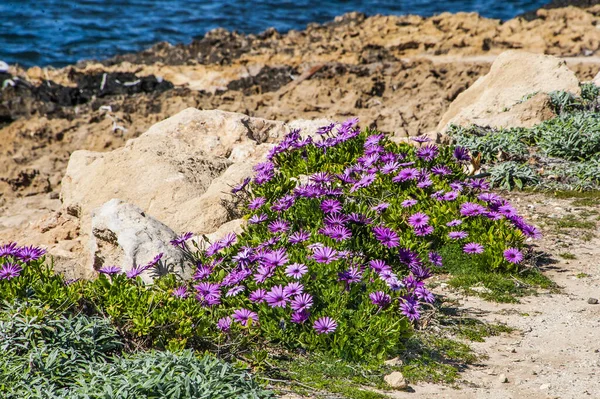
[488,162,539,190]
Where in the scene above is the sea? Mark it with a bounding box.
[1,0,550,68]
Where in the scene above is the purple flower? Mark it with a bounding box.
[411,135,431,143]
[271,194,295,212]
[320,225,352,241]
[16,245,46,262]
[289,230,311,244]
[172,286,189,298]
[98,265,121,275]
[408,212,429,228]
[284,282,304,297]
[443,191,459,201]
[401,199,418,208]
[219,232,237,248]
[393,168,419,182]
[338,266,362,284]
[268,220,290,234]
[291,293,314,311]
[416,145,439,161]
[467,178,490,191]
[348,213,373,225]
[248,197,266,210]
[194,282,221,306]
[316,123,336,135]
[126,266,145,279]
[285,263,308,279]
[428,251,443,267]
[231,177,251,193]
[371,202,390,213]
[350,173,376,192]
[249,288,267,303]
[400,297,420,321]
[313,317,338,334]
[448,231,468,240]
[504,248,523,264]
[310,172,334,184]
[311,246,338,264]
[321,199,342,214]
[324,213,349,226]
[232,309,259,326]
[261,248,289,268]
[446,219,462,227]
[478,193,502,203]
[0,263,21,280]
[217,316,232,332]
[232,247,254,268]
[265,285,290,308]
[291,310,311,324]
[415,286,435,303]
[460,202,486,217]
[205,241,225,257]
[0,242,19,258]
[369,259,390,274]
[453,146,471,162]
[249,213,268,224]
[498,204,517,217]
[194,264,214,280]
[414,225,434,236]
[463,242,484,254]
[432,165,452,176]
[369,291,391,308]
[170,233,193,247]
[365,133,384,146]
[254,265,275,283]
[380,161,400,175]
[372,226,400,248]
[226,285,245,297]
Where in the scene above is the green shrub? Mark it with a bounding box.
[488,161,539,190]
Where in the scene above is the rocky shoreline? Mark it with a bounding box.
[1,4,600,274]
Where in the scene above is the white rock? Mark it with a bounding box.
[90,199,189,283]
[384,371,408,389]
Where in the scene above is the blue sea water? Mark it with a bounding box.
[1,0,550,68]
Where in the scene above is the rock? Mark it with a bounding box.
[498,373,508,383]
[437,50,580,131]
[593,70,600,87]
[469,283,492,294]
[540,383,550,390]
[384,371,408,389]
[587,297,599,304]
[90,199,188,283]
[60,108,327,277]
[384,357,404,367]
[0,60,8,73]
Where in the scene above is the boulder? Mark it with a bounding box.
[60,108,330,278]
[90,199,188,283]
[437,51,580,131]
[384,371,408,389]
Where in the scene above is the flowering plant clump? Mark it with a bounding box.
[0,243,45,280]
[160,119,537,358]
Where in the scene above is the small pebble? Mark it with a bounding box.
[540,383,550,390]
[498,373,508,383]
[588,298,599,305]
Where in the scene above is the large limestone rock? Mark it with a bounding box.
[90,199,188,283]
[437,51,581,131]
[60,108,329,277]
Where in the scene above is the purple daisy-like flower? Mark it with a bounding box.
[205,241,225,257]
[348,212,373,225]
[285,263,308,279]
[0,242,19,258]
[313,317,337,334]
[0,263,22,280]
[417,178,433,188]
[194,264,214,280]
[248,213,268,224]
[411,135,431,143]
[217,316,232,332]
[310,171,334,184]
[291,293,313,311]
[321,199,342,214]
[443,191,459,201]
[453,146,471,162]
[448,231,468,240]
[291,310,311,324]
[324,213,350,226]
[369,259,390,274]
[289,230,310,244]
[371,202,390,213]
[478,193,502,203]
[467,178,490,191]
[311,246,338,264]
[172,286,189,299]
[253,265,274,283]
[428,251,443,267]
[393,167,419,183]
[408,212,429,228]
[320,225,352,241]
[365,133,384,146]
[261,248,289,268]
[350,173,376,192]
[232,247,255,268]
[231,177,251,194]
[219,232,237,248]
[372,226,400,248]
[248,197,266,210]
[17,245,46,263]
[369,291,391,309]
[249,288,267,303]
[504,248,524,264]
[446,219,463,227]
[316,123,336,136]
[232,309,259,326]
[226,285,245,297]
[171,232,194,248]
[520,223,542,239]
[265,285,290,308]
[271,194,295,212]
[416,145,439,161]
[414,225,434,236]
[431,165,452,176]
[400,297,421,321]
[268,219,290,234]
[460,202,486,217]
[338,266,362,284]
[498,204,518,217]
[284,282,304,297]
[98,265,121,275]
[463,242,484,254]
[380,161,400,175]
[401,199,418,208]
[415,286,435,303]
[126,266,145,279]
